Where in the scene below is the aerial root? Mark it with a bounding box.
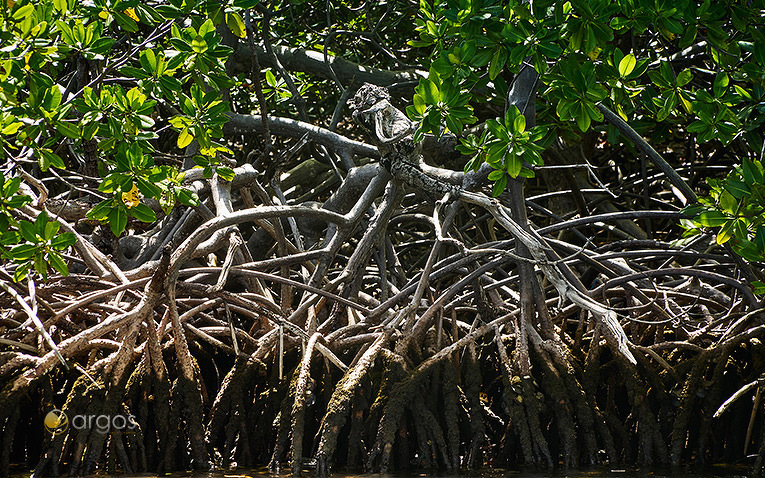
[463,341,487,468]
[208,358,263,467]
[290,333,320,475]
[442,361,461,469]
[269,366,298,471]
[495,330,535,464]
[530,343,578,467]
[0,406,20,476]
[755,419,765,474]
[316,330,391,475]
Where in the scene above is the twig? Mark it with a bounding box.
[714,378,764,418]
[597,103,697,204]
[0,280,68,369]
[244,9,272,159]
[207,233,242,293]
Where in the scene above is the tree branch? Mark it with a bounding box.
[224,113,379,160]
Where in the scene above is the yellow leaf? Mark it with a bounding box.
[7,0,15,8]
[616,104,628,121]
[123,8,139,22]
[99,9,109,19]
[122,183,140,209]
[177,128,193,148]
[226,12,247,39]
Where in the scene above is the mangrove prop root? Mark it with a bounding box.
[269,367,299,471]
[0,406,20,476]
[3,86,765,477]
[464,342,486,468]
[442,362,461,469]
[291,333,320,475]
[495,333,535,465]
[316,330,391,474]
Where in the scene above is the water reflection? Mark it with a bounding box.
[12,465,749,478]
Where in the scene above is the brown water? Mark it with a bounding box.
[10,466,753,478]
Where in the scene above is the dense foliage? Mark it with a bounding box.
[2,0,765,282]
[404,0,765,268]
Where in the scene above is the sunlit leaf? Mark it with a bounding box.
[696,210,729,227]
[618,53,636,77]
[192,35,208,53]
[177,128,194,148]
[226,12,247,39]
[121,183,140,209]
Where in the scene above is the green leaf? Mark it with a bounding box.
[113,11,139,32]
[751,281,765,295]
[3,176,22,197]
[39,150,65,171]
[2,121,23,135]
[130,203,157,222]
[10,244,38,260]
[55,121,80,139]
[487,169,505,181]
[50,233,76,249]
[176,188,199,207]
[676,68,693,87]
[42,85,62,112]
[743,159,764,185]
[719,190,737,214]
[423,79,439,104]
[12,4,35,21]
[216,167,235,181]
[491,173,508,197]
[90,37,115,55]
[716,220,734,245]
[48,251,69,276]
[441,112,459,134]
[489,47,508,80]
[539,42,562,58]
[140,49,158,73]
[192,35,208,54]
[87,199,114,221]
[575,103,591,132]
[136,178,162,199]
[695,210,729,227]
[159,76,183,94]
[412,94,427,115]
[43,220,60,241]
[13,263,30,282]
[0,227,19,244]
[733,84,753,100]
[513,114,526,134]
[226,12,247,39]
[618,53,636,77]
[108,207,128,236]
[265,69,277,87]
[724,179,750,199]
[199,18,216,38]
[585,101,603,122]
[507,156,522,178]
[755,226,765,254]
[34,211,48,235]
[713,72,729,98]
[34,252,48,278]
